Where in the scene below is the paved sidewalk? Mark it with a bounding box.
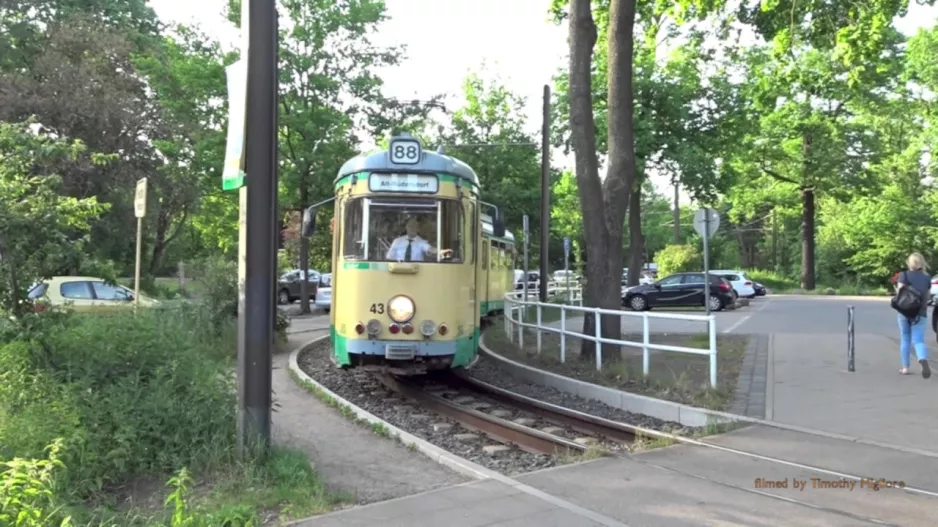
[768,332,938,454]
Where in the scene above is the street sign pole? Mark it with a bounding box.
[563,237,571,303]
[694,207,719,317]
[703,209,711,316]
[133,177,147,307]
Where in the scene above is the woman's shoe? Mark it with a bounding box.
[920,359,931,379]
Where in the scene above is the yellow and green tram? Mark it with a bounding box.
[301,134,516,375]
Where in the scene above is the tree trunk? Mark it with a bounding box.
[627,183,642,287]
[566,0,636,361]
[800,187,816,290]
[299,185,311,314]
[148,212,168,276]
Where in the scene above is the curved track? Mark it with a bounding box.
[375,371,636,457]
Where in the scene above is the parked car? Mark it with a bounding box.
[753,282,767,296]
[27,276,159,313]
[710,270,756,299]
[552,270,580,283]
[278,269,320,305]
[513,270,540,291]
[314,285,332,313]
[622,272,736,312]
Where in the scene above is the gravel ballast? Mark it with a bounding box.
[466,354,693,434]
[297,338,699,477]
[297,340,556,476]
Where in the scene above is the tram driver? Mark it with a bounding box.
[386,218,453,262]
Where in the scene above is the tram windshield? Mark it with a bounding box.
[342,197,464,263]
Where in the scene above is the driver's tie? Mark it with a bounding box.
[404,239,412,261]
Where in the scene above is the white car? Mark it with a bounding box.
[929,278,938,305]
[710,270,756,299]
[314,287,331,312]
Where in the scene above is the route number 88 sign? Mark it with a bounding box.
[389,137,421,165]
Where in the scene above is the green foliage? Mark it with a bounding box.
[655,244,702,277]
[189,256,290,339]
[0,439,72,527]
[0,121,108,318]
[0,307,237,499]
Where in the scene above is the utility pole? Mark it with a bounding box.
[238,0,277,457]
[539,84,551,303]
[673,180,680,243]
[772,209,778,269]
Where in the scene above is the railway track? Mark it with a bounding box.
[374,370,637,457]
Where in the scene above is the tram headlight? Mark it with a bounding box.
[387,295,415,323]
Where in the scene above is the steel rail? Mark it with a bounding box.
[375,374,585,456]
[447,371,637,445]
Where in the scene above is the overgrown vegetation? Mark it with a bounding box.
[0,305,333,526]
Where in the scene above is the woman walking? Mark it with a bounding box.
[896,252,932,378]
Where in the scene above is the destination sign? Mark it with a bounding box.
[368,173,439,193]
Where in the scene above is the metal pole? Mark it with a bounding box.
[238,0,277,456]
[847,305,855,372]
[134,217,142,306]
[703,208,711,316]
[539,85,551,303]
[523,214,530,304]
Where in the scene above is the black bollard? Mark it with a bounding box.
[847,305,855,372]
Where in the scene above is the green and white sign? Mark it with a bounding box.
[222,58,247,191]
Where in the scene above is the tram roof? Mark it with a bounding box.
[335,148,481,186]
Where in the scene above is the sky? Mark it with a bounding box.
[148,0,938,203]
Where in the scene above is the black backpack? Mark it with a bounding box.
[891,271,924,321]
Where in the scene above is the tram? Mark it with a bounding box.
[300,133,516,375]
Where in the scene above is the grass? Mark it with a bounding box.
[486,321,748,411]
[745,269,890,296]
[0,303,337,526]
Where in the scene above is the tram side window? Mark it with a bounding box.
[342,198,365,259]
[343,197,464,263]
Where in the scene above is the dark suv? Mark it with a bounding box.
[622,272,735,312]
[277,270,319,305]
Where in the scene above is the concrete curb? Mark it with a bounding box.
[287,336,631,527]
[479,333,938,459]
[288,336,501,481]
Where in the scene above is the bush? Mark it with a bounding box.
[655,244,702,277]
[0,306,237,500]
[191,256,290,339]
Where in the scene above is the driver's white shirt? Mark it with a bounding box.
[386,235,432,261]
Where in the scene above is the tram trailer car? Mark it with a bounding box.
[301,134,515,375]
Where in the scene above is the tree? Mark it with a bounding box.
[564,0,635,359]
[731,0,934,289]
[436,72,544,247]
[133,26,234,275]
[0,120,107,318]
[0,2,165,273]
[226,0,404,312]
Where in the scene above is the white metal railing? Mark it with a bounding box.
[509,282,583,305]
[502,291,718,388]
